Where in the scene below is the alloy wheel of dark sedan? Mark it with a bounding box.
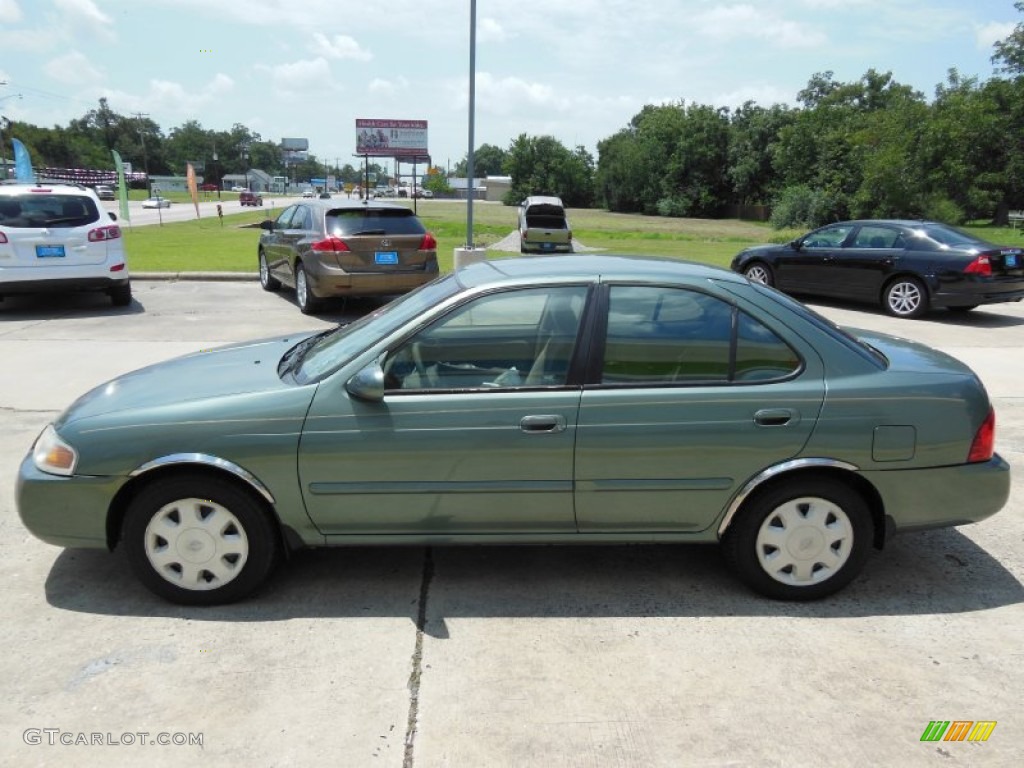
[883,277,928,319]
[743,263,774,286]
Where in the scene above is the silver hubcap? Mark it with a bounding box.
[888,281,921,315]
[144,498,249,591]
[296,268,308,308]
[755,496,853,586]
[745,265,770,284]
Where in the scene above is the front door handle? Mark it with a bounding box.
[754,408,794,427]
[520,414,566,434]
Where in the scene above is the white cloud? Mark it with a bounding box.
[695,4,826,48]
[478,18,507,43]
[99,73,238,118]
[0,0,22,24]
[713,85,798,110]
[54,0,110,24]
[257,58,334,93]
[976,21,1015,51]
[368,77,409,95]
[43,50,104,85]
[309,32,372,61]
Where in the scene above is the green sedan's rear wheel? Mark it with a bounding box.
[123,474,279,605]
[295,262,323,314]
[723,478,872,600]
[883,276,928,318]
[259,251,281,292]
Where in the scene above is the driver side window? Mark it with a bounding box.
[383,286,587,391]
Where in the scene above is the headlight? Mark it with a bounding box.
[32,425,78,477]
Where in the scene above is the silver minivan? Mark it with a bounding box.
[518,196,573,254]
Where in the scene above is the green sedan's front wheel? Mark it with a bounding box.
[723,478,872,600]
[123,474,279,605]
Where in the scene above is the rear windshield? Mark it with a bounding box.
[917,223,991,249]
[525,214,568,229]
[0,194,101,228]
[326,208,426,236]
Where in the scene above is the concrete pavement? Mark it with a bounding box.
[0,281,1021,767]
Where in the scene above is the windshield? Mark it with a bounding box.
[293,275,460,383]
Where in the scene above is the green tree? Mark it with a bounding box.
[503,134,594,207]
[455,143,509,177]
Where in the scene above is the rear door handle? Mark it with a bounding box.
[520,414,566,434]
[754,408,794,427]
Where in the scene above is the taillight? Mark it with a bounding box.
[0,232,7,244]
[968,407,995,463]
[88,225,121,242]
[311,237,350,252]
[109,263,125,272]
[963,255,992,276]
[420,232,437,250]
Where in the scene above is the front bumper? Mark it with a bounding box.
[16,454,121,549]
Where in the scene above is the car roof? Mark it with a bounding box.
[521,195,564,208]
[456,254,743,288]
[0,182,95,196]
[304,199,417,213]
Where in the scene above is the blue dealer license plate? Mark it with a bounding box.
[375,251,398,265]
[36,245,66,258]
[1006,254,1018,268]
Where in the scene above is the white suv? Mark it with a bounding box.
[0,183,131,306]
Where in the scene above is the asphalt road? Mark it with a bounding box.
[1,281,1022,767]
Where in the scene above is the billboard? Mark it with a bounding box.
[280,138,309,151]
[356,119,428,158]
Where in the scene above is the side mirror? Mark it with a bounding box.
[346,362,385,402]
[108,212,117,221]
[259,219,274,231]
[789,238,803,250]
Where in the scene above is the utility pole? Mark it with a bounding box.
[131,112,151,197]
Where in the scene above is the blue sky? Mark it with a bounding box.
[0,0,1020,173]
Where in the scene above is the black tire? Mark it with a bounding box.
[743,262,774,287]
[883,276,929,318]
[722,477,872,600]
[123,474,279,605]
[110,282,132,307]
[295,262,323,314]
[259,251,281,292]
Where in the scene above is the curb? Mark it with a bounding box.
[134,272,258,281]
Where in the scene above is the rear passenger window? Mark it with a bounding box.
[601,286,799,385]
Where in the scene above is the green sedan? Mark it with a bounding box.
[16,255,1010,605]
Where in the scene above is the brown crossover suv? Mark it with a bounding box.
[257,200,439,313]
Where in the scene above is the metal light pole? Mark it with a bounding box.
[454,0,481,269]
[241,143,250,191]
[466,0,477,247]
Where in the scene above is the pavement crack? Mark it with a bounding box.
[403,546,434,768]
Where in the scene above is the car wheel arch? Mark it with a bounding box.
[105,457,294,551]
[718,461,887,550]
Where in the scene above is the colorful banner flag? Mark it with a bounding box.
[186,162,200,218]
[111,150,131,224]
[11,138,34,182]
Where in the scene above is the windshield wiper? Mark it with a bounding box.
[351,229,387,236]
[279,328,335,377]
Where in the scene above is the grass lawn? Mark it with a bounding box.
[121,198,1020,274]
